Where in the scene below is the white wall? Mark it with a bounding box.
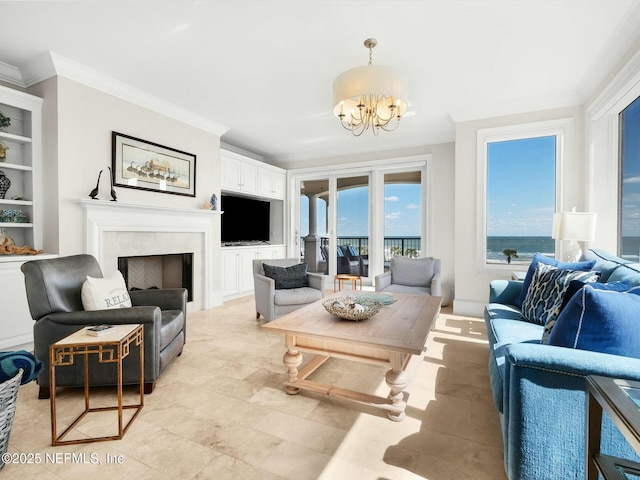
[453,106,585,316]
[28,76,224,298]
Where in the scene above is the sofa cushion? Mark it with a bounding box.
[608,263,640,287]
[521,263,598,326]
[263,262,309,290]
[542,280,632,343]
[81,270,132,311]
[548,285,640,358]
[274,287,323,306]
[390,256,434,287]
[379,284,430,295]
[515,253,596,308]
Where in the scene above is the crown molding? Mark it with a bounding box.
[18,52,229,137]
[0,60,25,87]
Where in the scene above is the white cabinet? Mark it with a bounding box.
[258,169,286,199]
[222,244,287,299]
[221,149,286,200]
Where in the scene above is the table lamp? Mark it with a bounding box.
[552,210,597,262]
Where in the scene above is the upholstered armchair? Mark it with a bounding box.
[21,254,187,398]
[337,245,362,275]
[253,258,327,322]
[375,255,441,296]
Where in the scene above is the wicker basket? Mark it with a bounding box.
[0,369,22,471]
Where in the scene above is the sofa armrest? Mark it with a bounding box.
[130,288,187,312]
[375,271,392,291]
[430,271,442,297]
[489,279,523,304]
[502,343,640,480]
[254,273,276,321]
[307,272,327,295]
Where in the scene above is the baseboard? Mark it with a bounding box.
[452,299,485,318]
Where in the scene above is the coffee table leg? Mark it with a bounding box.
[386,352,408,422]
[283,335,303,395]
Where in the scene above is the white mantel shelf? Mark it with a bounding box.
[75,198,221,310]
[75,198,222,216]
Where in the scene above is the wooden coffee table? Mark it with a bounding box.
[262,292,441,421]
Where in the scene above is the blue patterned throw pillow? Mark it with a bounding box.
[515,253,596,308]
[521,263,599,326]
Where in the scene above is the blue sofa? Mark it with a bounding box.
[485,249,640,480]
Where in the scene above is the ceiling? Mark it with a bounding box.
[1,1,639,165]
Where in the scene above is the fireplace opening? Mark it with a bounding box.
[118,253,193,302]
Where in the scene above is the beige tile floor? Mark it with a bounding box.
[3,296,507,480]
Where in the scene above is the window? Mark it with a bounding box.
[619,95,640,261]
[478,119,570,267]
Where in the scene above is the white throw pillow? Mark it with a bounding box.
[81,270,132,311]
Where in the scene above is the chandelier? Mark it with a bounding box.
[332,38,408,136]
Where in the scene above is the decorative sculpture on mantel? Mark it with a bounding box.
[108,166,117,201]
[89,169,103,200]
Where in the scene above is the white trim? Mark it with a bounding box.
[0,60,24,87]
[476,118,573,271]
[18,52,229,137]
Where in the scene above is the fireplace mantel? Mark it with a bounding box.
[76,199,221,310]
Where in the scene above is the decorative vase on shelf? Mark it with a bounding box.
[0,171,10,199]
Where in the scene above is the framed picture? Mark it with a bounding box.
[112,132,196,197]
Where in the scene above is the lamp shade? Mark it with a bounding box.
[552,212,597,241]
[332,64,408,117]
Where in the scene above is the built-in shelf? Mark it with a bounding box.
[0,163,33,172]
[0,199,33,206]
[0,222,33,228]
[0,131,32,144]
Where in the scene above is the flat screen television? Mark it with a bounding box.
[221,194,270,243]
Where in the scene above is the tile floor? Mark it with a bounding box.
[3,296,507,480]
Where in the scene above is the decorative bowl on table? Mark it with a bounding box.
[322,295,383,321]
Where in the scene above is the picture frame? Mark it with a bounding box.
[111,132,196,197]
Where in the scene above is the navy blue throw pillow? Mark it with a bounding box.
[263,263,309,290]
[548,285,640,358]
[515,253,596,308]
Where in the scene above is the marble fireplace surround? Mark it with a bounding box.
[76,199,219,311]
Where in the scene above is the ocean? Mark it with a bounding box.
[487,236,555,263]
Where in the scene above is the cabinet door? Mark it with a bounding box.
[258,171,273,197]
[238,248,258,293]
[239,161,258,194]
[267,172,286,199]
[0,262,33,349]
[221,249,240,296]
[221,155,242,192]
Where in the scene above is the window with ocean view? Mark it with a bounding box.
[484,134,557,265]
[619,95,640,261]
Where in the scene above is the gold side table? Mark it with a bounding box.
[49,323,144,445]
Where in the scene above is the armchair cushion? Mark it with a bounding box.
[390,256,435,287]
[81,270,132,310]
[263,262,309,289]
[274,287,323,306]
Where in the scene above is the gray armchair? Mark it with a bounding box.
[375,255,441,296]
[253,258,327,322]
[21,254,186,399]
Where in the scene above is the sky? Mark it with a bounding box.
[621,94,640,239]
[299,182,421,237]
[486,135,556,237]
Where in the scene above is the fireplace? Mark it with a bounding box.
[77,199,222,311]
[118,253,194,302]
